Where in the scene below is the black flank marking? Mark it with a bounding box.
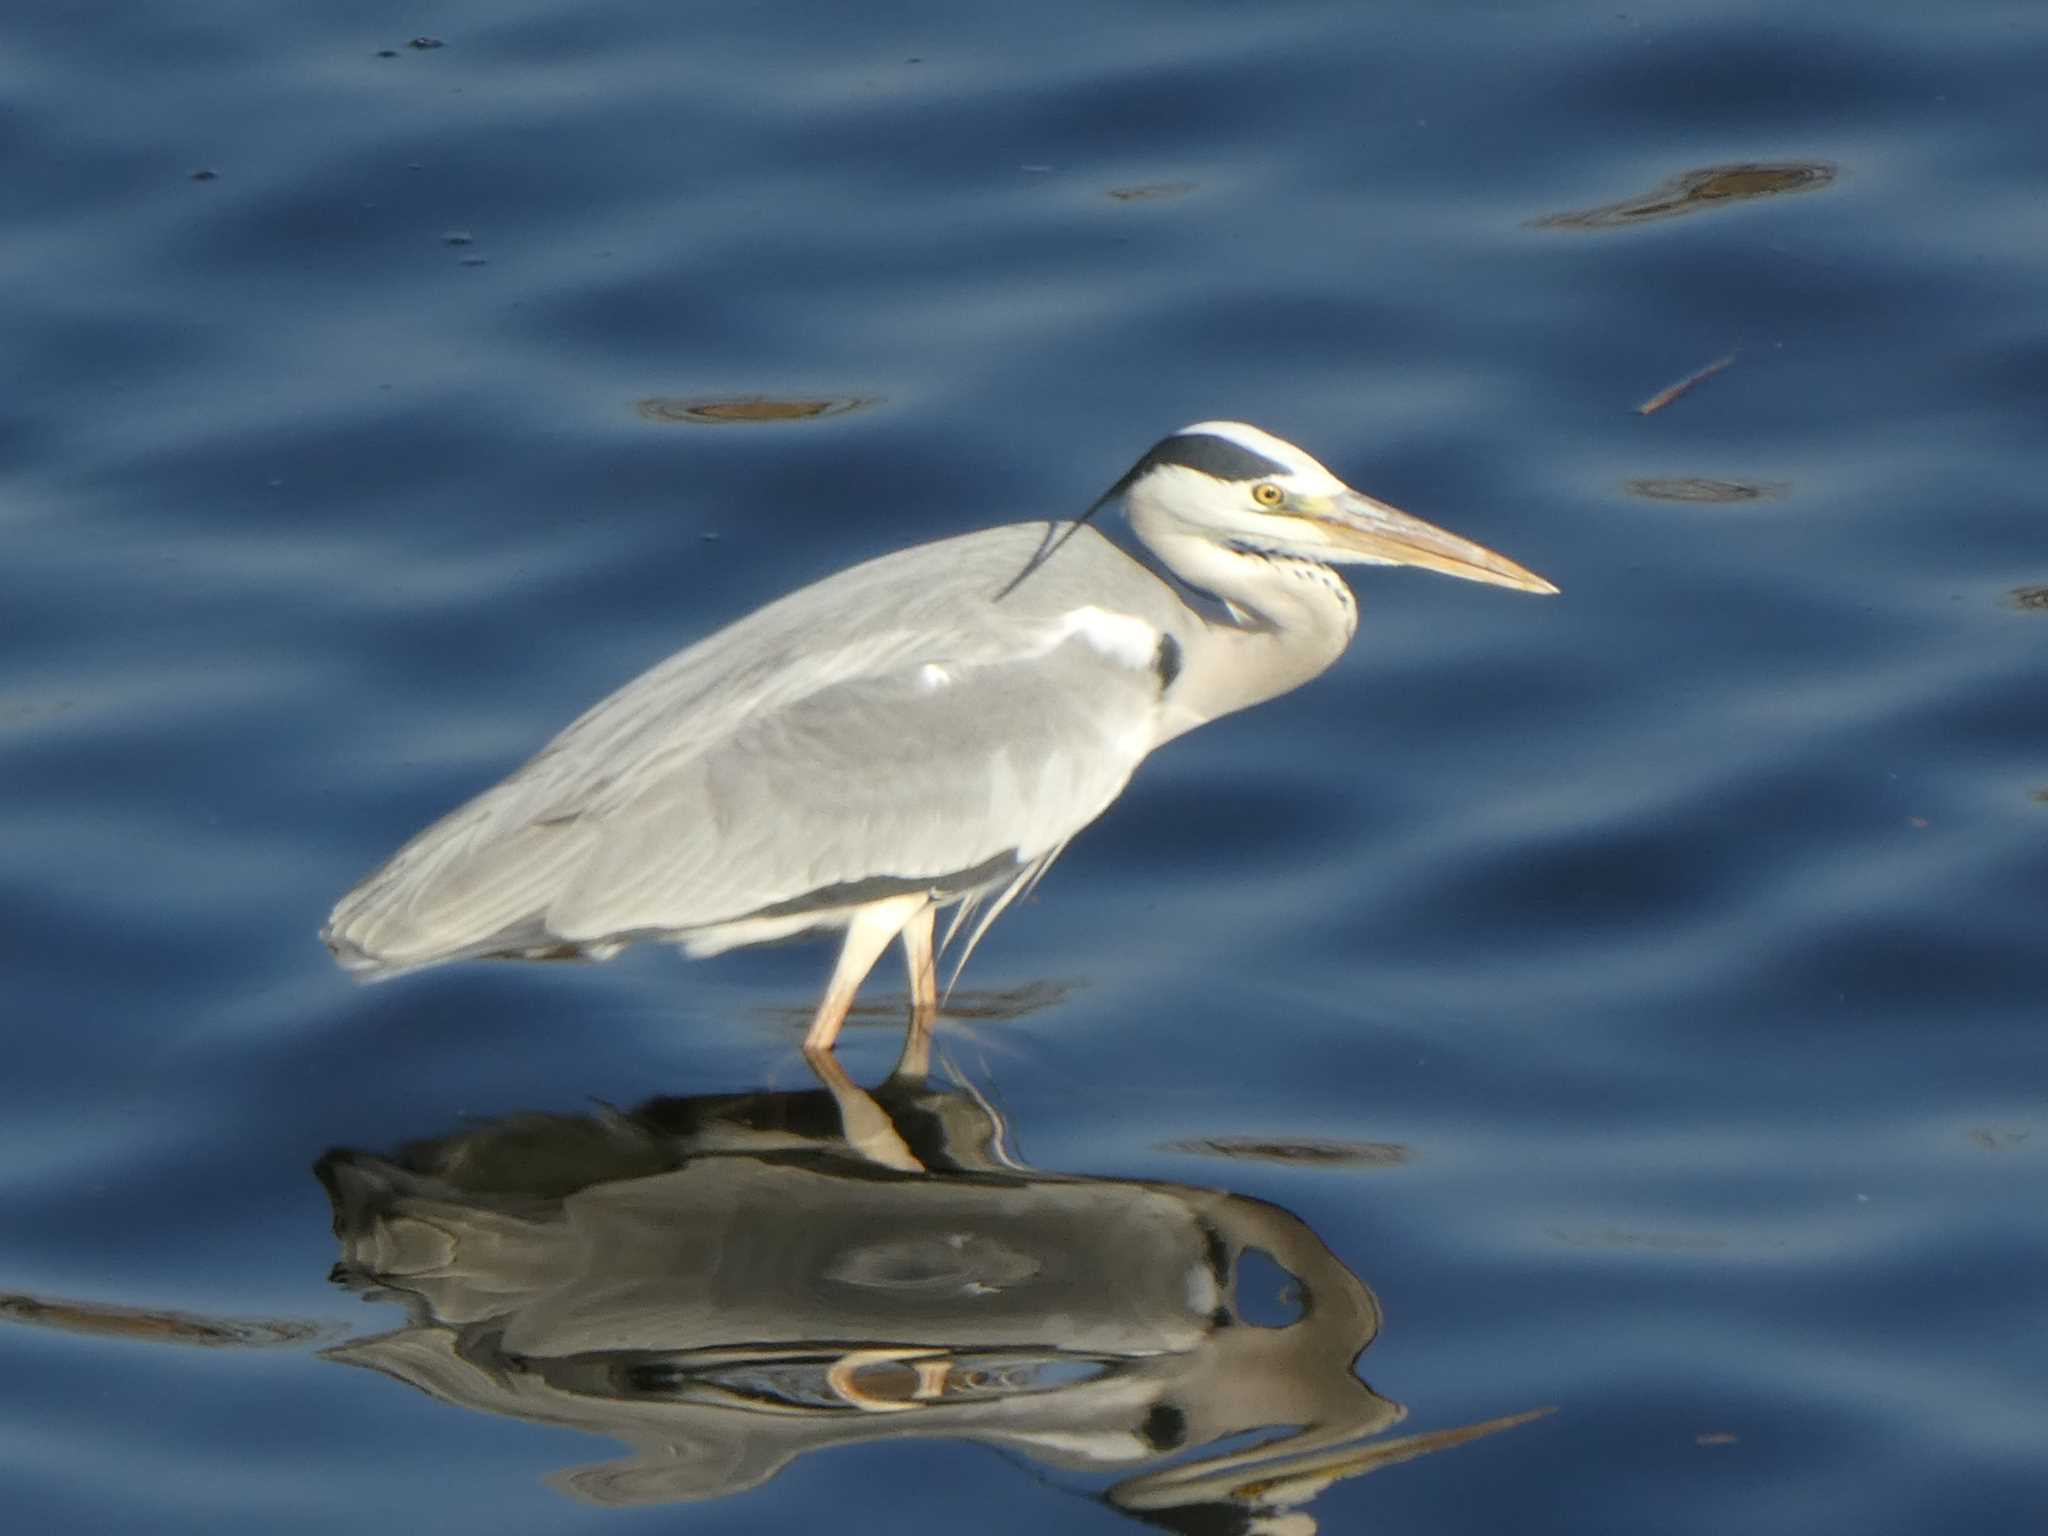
[1139,431,1288,482]
[1152,632,1182,694]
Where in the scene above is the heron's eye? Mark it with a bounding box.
[1250,482,1285,508]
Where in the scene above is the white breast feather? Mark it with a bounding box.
[1051,606,1158,670]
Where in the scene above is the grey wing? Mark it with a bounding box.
[325,630,1168,972]
[549,635,1165,942]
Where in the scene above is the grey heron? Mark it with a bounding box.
[323,421,1555,1061]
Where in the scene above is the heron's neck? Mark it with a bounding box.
[1132,525,1358,736]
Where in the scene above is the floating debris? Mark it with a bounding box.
[1162,1136,1410,1167]
[2002,584,2048,611]
[408,36,444,50]
[189,168,219,182]
[1695,1432,1740,1447]
[442,231,474,246]
[636,394,878,425]
[1107,180,1196,203]
[1531,161,1835,230]
[1624,477,1783,503]
[1637,352,1736,416]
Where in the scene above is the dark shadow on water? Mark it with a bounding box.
[313,1048,1548,1529]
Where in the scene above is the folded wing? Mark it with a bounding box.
[324,614,1168,977]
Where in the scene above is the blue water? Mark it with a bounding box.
[4,1,2043,1531]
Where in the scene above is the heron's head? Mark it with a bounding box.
[1118,421,1557,595]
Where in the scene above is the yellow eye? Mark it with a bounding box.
[1251,482,1285,508]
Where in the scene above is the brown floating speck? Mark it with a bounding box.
[1625,477,1783,503]
[1531,160,1836,230]
[2003,584,2048,611]
[636,394,878,425]
[1107,180,1196,203]
[1161,1136,1409,1167]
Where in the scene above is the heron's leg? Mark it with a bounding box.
[804,895,925,1058]
[894,903,939,1080]
[902,903,938,1015]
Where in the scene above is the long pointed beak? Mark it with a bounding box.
[1318,490,1559,595]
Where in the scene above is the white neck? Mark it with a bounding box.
[1127,519,1359,741]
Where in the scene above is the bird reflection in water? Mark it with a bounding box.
[318,1051,1547,1528]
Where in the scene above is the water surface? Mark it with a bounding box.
[3,2,2043,1532]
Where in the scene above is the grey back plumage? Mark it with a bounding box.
[324,523,1191,975]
